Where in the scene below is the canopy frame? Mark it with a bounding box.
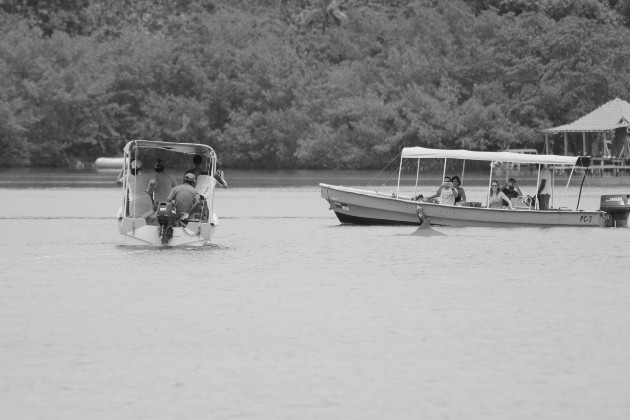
[121,140,217,221]
[395,147,588,210]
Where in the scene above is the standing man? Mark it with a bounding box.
[537,165,552,210]
[166,173,200,221]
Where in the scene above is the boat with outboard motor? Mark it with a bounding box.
[320,147,630,228]
[118,140,221,246]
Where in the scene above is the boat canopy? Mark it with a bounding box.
[401,147,579,165]
[123,140,216,158]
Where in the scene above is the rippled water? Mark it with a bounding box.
[2,170,630,419]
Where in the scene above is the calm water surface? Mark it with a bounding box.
[1,169,630,419]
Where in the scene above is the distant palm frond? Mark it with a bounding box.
[327,0,348,25]
[300,0,349,34]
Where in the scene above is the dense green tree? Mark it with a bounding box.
[3,0,630,168]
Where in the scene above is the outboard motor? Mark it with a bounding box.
[156,201,178,244]
[600,194,630,227]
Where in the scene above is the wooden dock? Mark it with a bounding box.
[588,158,630,176]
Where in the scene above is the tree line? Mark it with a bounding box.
[2,0,630,169]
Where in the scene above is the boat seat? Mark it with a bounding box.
[512,197,531,210]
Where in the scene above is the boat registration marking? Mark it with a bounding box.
[334,201,350,211]
[579,215,593,223]
[385,201,414,211]
[425,207,465,217]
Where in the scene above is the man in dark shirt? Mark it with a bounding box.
[185,154,228,188]
[501,178,523,206]
[502,178,522,199]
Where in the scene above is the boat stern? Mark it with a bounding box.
[118,217,214,246]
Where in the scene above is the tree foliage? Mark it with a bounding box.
[2,0,630,168]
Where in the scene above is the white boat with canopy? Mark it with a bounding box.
[320,147,630,228]
[118,140,221,246]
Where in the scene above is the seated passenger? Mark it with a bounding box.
[185,154,207,180]
[142,159,179,222]
[502,177,522,203]
[451,176,466,204]
[166,172,201,222]
[487,180,515,209]
[422,176,459,205]
[148,159,178,204]
[185,154,228,188]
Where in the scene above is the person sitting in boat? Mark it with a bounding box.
[501,177,523,207]
[486,180,515,210]
[501,177,522,202]
[147,159,178,204]
[185,154,206,179]
[451,176,466,204]
[166,172,201,222]
[422,177,459,205]
[126,160,153,217]
[185,154,228,188]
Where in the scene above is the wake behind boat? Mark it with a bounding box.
[118,140,221,247]
[320,147,630,228]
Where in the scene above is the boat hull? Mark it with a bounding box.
[118,217,216,247]
[320,184,607,228]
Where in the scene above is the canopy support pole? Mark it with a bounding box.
[535,165,541,209]
[487,162,494,208]
[461,160,466,184]
[576,170,587,211]
[414,158,420,197]
[551,165,554,208]
[131,142,139,217]
[210,154,216,224]
[396,156,403,196]
[559,164,576,209]
[442,158,447,181]
[122,151,129,216]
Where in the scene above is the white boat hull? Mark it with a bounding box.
[320,184,608,228]
[118,217,216,247]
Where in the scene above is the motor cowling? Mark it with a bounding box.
[156,201,177,223]
[600,194,630,227]
[155,201,178,245]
